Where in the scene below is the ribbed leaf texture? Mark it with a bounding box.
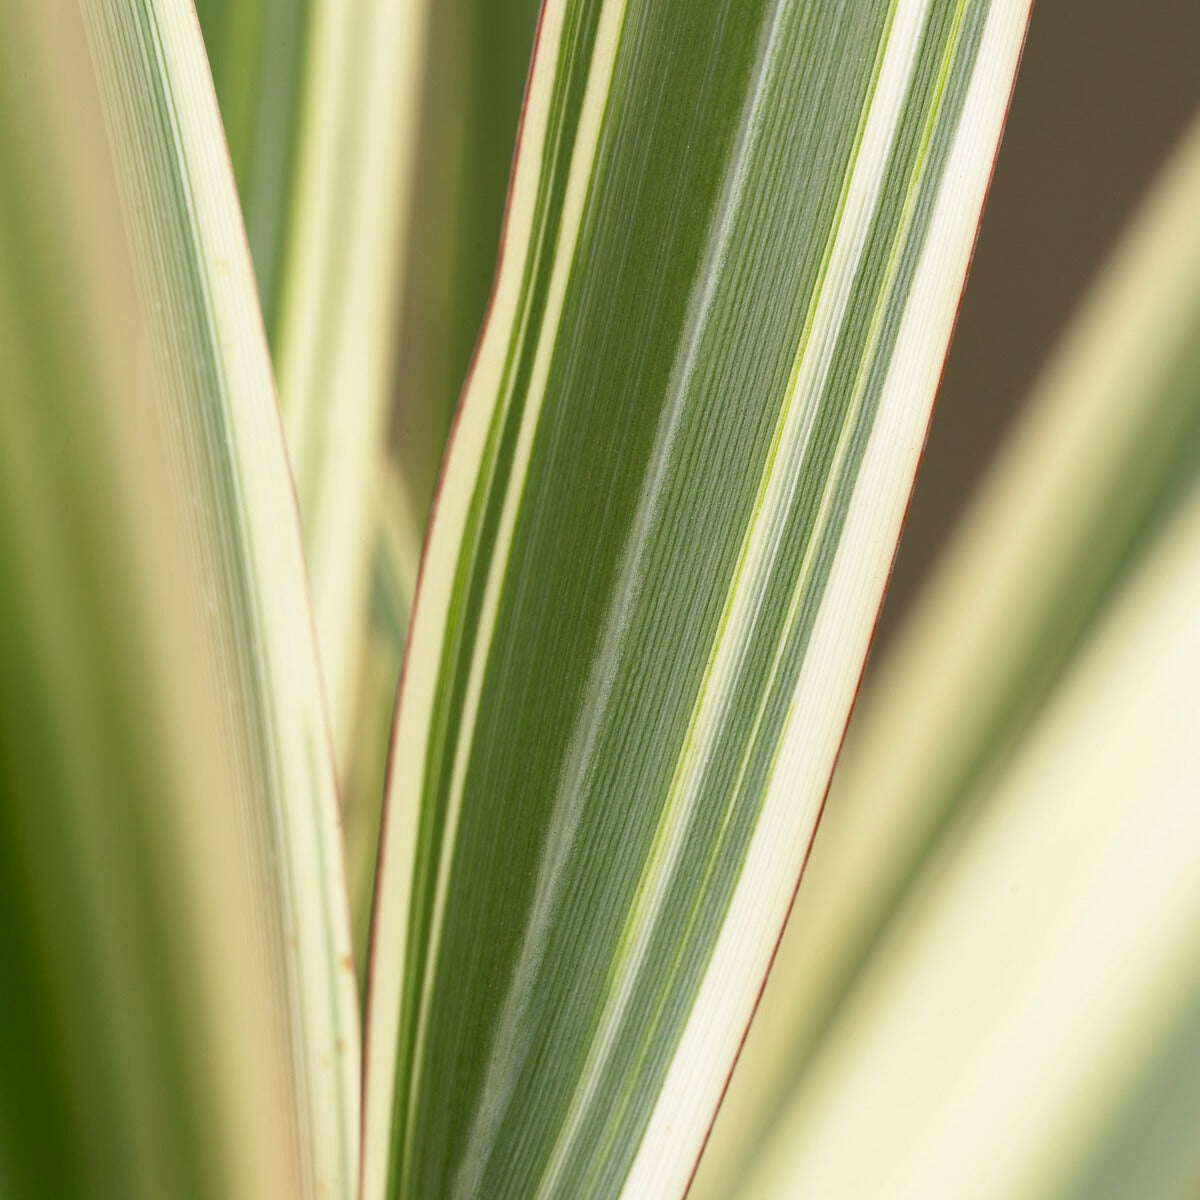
[363,1,1031,1196]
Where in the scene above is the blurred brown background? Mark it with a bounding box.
[877,0,1200,646]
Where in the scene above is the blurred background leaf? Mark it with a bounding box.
[0,1,362,1195]
[740,481,1200,1198]
[196,0,431,819]
[193,0,308,341]
[194,2,544,966]
[390,0,543,528]
[881,0,1200,636]
[0,3,343,1196]
[698,114,1200,1200]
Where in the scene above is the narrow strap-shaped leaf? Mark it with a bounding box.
[345,462,423,977]
[196,0,431,778]
[348,0,543,975]
[1,10,257,1194]
[363,1,1030,1196]
[696,115,1200,1198]
[271,0,430,774]
[76,3,359,1195]
[193,0,309,335]
[394,0,543,529]
[1,5,332,1196]
[737,480,1200,1198]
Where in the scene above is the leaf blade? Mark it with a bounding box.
[364,1,1030,1196]
[197,0,432,779]
[737,480,1200,1198]
[0,4,328,1196]
[77,2,361,1194]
